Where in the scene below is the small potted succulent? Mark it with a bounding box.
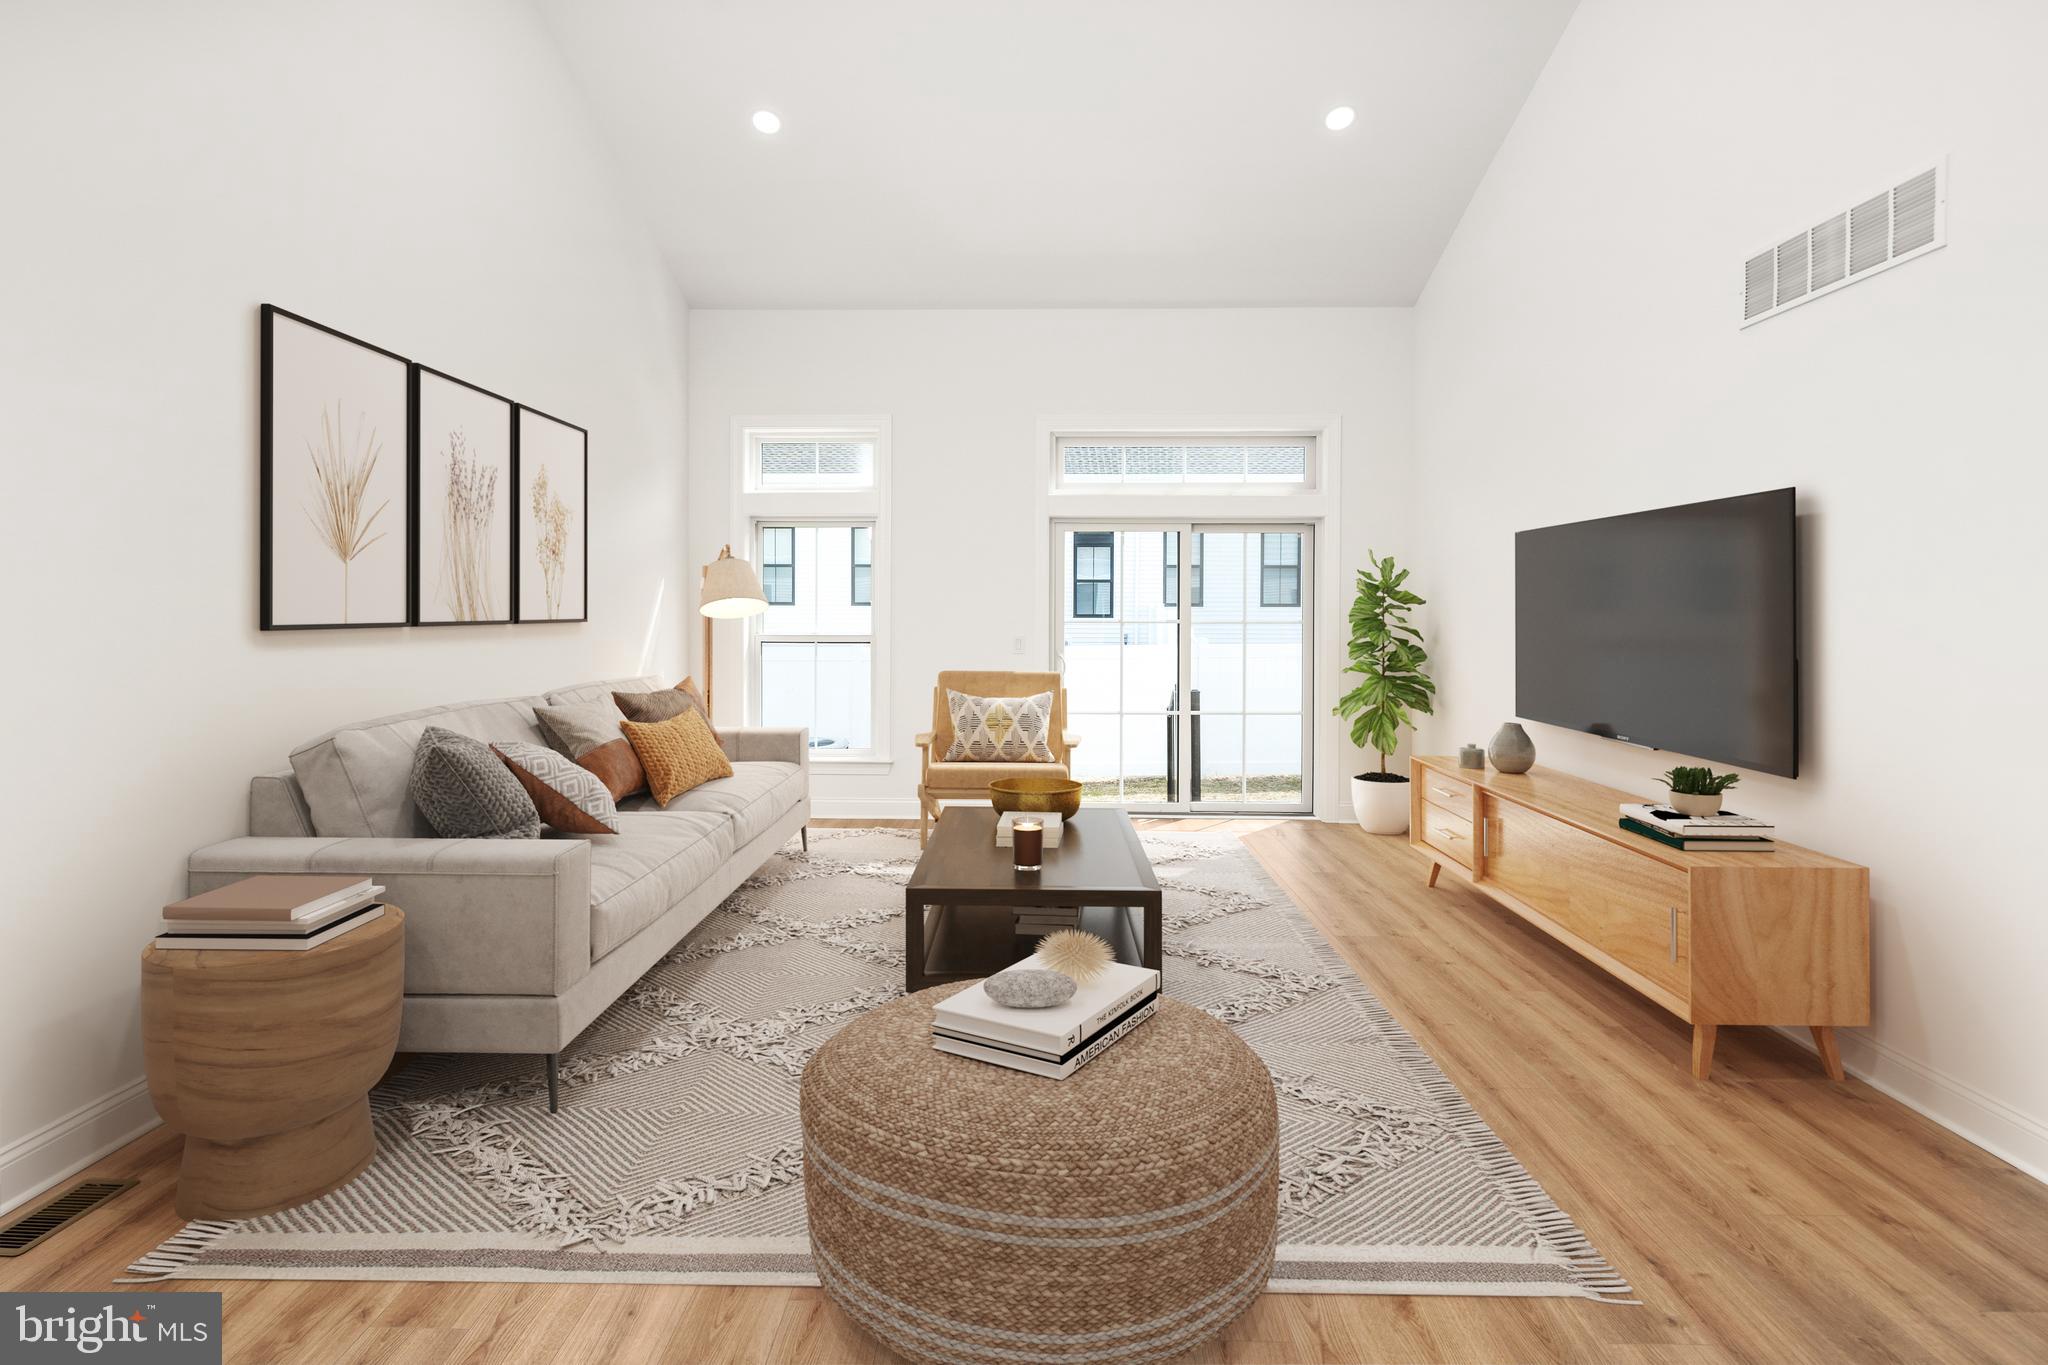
[1657,765,1741,817]
[1336,552,1435,835]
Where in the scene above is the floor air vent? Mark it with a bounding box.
[0,1179,137,1257]
[1742,162,1945,327]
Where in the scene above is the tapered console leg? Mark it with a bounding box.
[545,1054,560,1113]
[1690,1023,1717,1080]
[1426,861,1442,889]
[1810,1026,1845,1081]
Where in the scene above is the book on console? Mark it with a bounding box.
[153,903,385,950]
[1618,803,1775,836]
[163,874,376,922]
[1620,818,1774,852]
[933,997,1159,1079]
[932,956,1160,1055]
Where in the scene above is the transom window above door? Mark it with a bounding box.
[1054,434,1314,491]
[748,433,876,490]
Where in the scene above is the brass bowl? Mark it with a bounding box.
[988,777,1083,820]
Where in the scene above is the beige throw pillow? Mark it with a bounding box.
[942,689,1056,763]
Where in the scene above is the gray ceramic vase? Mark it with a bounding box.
[1488,722,1536,774]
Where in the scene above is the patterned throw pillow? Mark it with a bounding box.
[620,707,734,805]
[492,741,620,835]
[613,678,709,726]
[408,727,540,839]
[942,690,1056,762]
[534,701,647,802]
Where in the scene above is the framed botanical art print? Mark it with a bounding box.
[261,305,412,629]
[412,367,514,625]
[514,406,588,623]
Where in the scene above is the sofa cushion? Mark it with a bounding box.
[534,700,647,802]
[410,728,542,839]
[543,675,664,708]
[588,810,735,961]
[652,760,803,847]
[493,740,620,835]
[924,760,1071,792]
[291,696,549,837]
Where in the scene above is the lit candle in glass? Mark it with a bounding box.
[1012,818,1043,871]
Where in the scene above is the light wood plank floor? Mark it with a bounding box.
[8,818,2047,1364]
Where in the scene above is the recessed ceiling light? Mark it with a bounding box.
[752,110,782,135]
[1324,106,1356,132]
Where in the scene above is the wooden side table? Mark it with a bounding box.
[141,908,404,1219]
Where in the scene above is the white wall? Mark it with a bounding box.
[687,309,1412,819]
[1413,0,2048,1175]
[0,0,691,1207]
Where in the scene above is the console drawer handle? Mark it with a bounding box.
[1669,907,1678,961]
[1433,785,1460,798]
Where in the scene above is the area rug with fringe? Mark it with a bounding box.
[128,827,1632,1302]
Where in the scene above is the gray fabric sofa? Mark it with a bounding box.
[188,675,808,1105]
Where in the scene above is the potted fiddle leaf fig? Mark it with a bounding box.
[1335,552,1435,835]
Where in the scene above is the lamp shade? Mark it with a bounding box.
[700,551,768,619]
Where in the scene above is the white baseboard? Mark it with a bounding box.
[1770,1025,2048,1185]
[0,1078,161,1217]
[811,796,922,821]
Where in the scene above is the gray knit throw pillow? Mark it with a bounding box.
[409,726,541,839]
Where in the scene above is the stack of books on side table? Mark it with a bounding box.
[932,956,1161,1079]
[1619,803,1776,852]
[157,874,386,950]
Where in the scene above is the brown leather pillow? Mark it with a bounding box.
[613,677,709,726]
[491,741,620,835]
[533,702,647,802]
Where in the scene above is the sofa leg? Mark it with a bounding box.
[545,1054,560,1113]
[800,825,809,853]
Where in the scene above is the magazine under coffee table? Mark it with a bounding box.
[903,806,1163,994]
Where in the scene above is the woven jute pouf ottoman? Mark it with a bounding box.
[801,983,1278,1365]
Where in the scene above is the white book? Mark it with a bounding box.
[933,955,1160,1054]
[934,998,1159,1079]
[994,812,1064,847]
[1620,803,1775,835]
[154,905,384,951]
[155,889,383,936]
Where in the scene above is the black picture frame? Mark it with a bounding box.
[260,304,415,630]
[512,405,589,624]
[410,364,517,626]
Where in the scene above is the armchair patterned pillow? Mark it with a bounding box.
[942,689,1056,762]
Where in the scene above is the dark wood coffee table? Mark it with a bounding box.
[904,806,1163,993]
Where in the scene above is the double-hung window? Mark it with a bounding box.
[850,527,872,606]
[1260,533,1301,607]
[1073,532,1115,618]
[740,422,889,762]
[761,527,796,605]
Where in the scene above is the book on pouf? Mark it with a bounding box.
[933,955,1160,1078]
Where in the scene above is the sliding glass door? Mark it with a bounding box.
[1055,523,1311,814]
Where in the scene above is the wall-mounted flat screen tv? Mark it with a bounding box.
[1515,488,1798,777]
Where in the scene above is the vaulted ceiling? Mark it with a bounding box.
[536,1,1578,307]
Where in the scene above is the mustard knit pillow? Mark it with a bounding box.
[620,708,733,805]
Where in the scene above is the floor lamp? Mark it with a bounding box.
[699,544,768,721]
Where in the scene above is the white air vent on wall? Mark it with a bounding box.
[1741,162,1945,327]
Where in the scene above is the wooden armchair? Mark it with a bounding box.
[914,670,1080,846]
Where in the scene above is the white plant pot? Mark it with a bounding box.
[1668,791,1723,817]
[1351,776,1411,835]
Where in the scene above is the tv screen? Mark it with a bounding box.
[1515,489,1798,777]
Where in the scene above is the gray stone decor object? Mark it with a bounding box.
[985,968,1078,1010]
[1488,723,1536,774]
[1458,744,1486,769]
[409,726,542,839]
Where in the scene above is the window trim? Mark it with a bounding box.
[732,417,892,769]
